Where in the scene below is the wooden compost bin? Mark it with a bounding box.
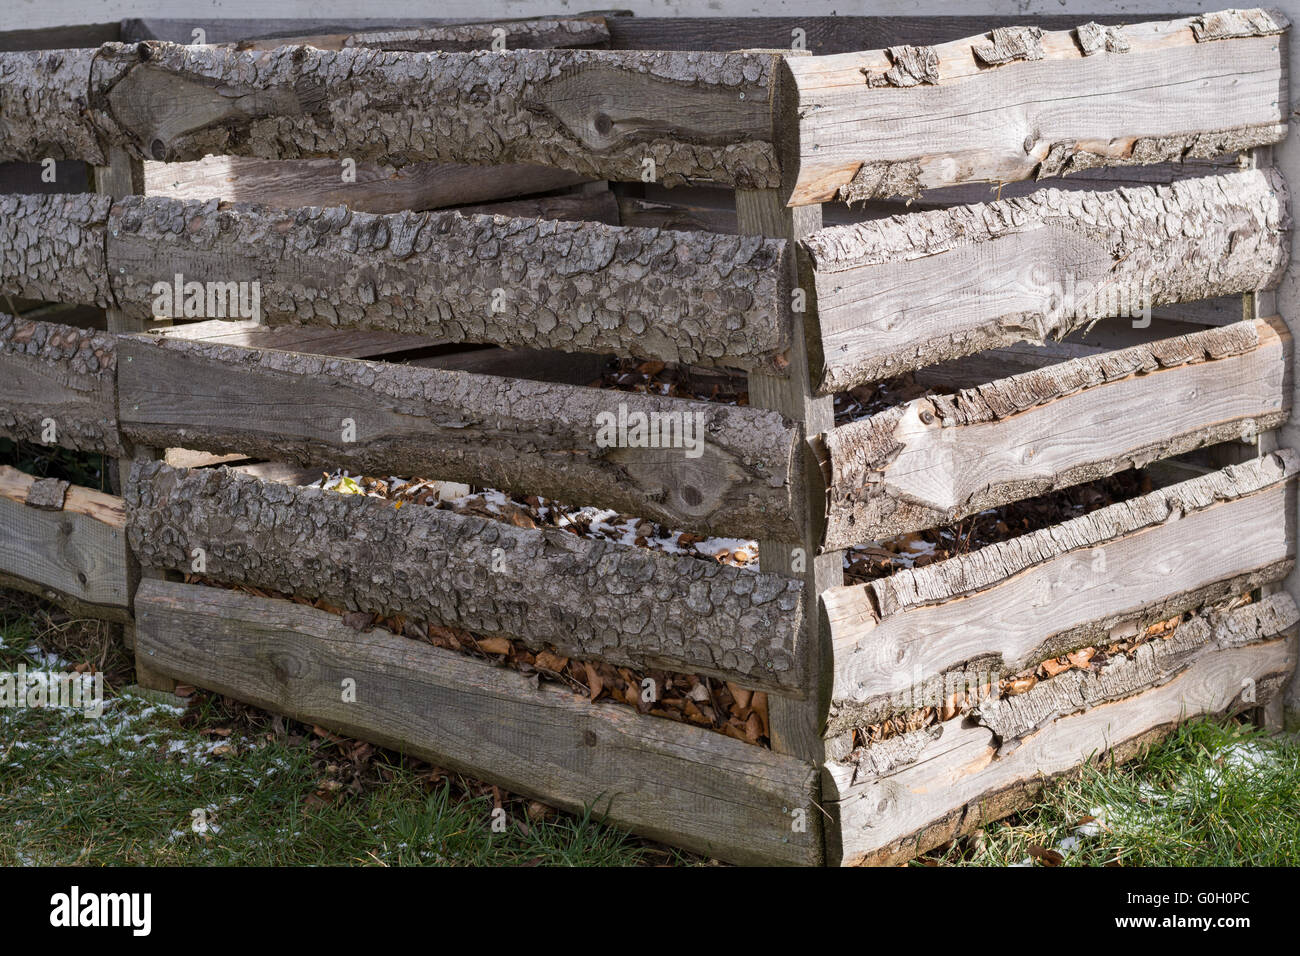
[0,8,1296,866]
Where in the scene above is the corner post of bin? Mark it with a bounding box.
[92,146,174,693]
[736,48,841,863]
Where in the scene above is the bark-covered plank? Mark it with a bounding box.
[0,465,129,621]
[134,579,819,866]
[823,319,1291,545]
[0,42,781,188]
[237,18,612,52]
[803,169,1290,390]
[0,314,123,456]
[825,452,1299,732]
[825,629,1296,866]
[103,195,789,372]
[142,156,591,215]
[117,333,802,539]
[0,193,112,307]
[125,462,806,693]
[781,11,1289,205]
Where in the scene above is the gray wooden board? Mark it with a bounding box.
[825,452,1300,731]
[0,466,129,619]
[823,319,1292,543]
[781,13,1289,204]
[134,578,820,866]
[825,633,1297,866]
[117,333,802,539]
[802,169,1290,391]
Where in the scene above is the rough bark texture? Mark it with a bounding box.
[1075,22,1130,55]
[969,593,1300,742]
[105,195,789,372]
[823,320,1289,544]
[804,169,1291,390]
[24,476,69,511]
[125,461,807,692]
[0,314,123,456]
[0,49,105,163]
[117,333,802,539]
[0,42,780,188]
[861,45,939,87]
[1190,8,1287,41]
[825,453,1299,730]
[971,25,1044,65]
[0,193,112,307]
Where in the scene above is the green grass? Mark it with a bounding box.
[0,598,684,866]
[2,592,1296,866]
[922,719,1300,867]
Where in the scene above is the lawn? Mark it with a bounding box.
[1,589,1296,867]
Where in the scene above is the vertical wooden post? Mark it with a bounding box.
[737,188,841,863]
[93,147,174,693]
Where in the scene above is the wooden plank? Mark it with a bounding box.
[826,626,1297,866]
[116,333,802,539]
[455,190,621,225]
[142,156,592,214]
[824,319,1292,544]
[737,189,839,772]
[134,579,819,866]
[803,169,1290,391]
[236,17,613,52]
[0,314,123,456]
[780,12,1289,205]
[102,195,789,373]
[125,461,807,694]
[152,320,446,359]
[407,346,611,386]
[825,451,1300,732]
[0,465,129,621]
[0,43,781,188]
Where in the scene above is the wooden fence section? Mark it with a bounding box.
[801,168,1290,391]
[0,465,129,621]
[780,10,1289,205]
[0,314,123,456]
[124,461,807,694]
[115,332,802,539]
[825,452,1299,732]
[134,579,819,866]
[822,319,1292,545]
[0,192,791,374]
[824,595,1299,866]
[0,42,781,186]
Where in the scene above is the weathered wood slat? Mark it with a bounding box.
[237,17,613,52]
[0,42,780,188]
[143,156,592,215]
[826,624,1297,866]
[824,319,1292,544]
[116,333,802,539]
[134,579,819,866]
[125,461,806,693]
[0,466,129,621]
[152,319,446,359]
[803,169,1290,391]
[781,11,1289,205]
[825,452,1299,732]
[103,195,788,372]
[0,314,123,456]
[0,193,111,307]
